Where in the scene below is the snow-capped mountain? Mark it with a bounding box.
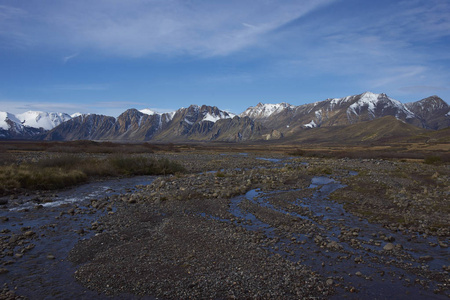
[1,111,72,131]
[0,111,46,139]
[0,112,21,131]
[2,92,449,141]
[240,92,449,133]
[16,111,72,131]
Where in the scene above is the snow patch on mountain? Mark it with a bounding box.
[304,120,317,128]
[240,102,294,119]
[71,112,84,118]
[184,118,194,125]
[165,111,176,121]
[329,95,352,108]
[139,109,157,115]
[202,111,232,123]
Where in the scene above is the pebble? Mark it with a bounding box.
[383,243,395,251]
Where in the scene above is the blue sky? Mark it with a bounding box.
[0,0,449,116]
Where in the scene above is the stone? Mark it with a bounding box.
[439,242,448,248]
[24,230,35,237]
[419,255,433,262]
[326,241,342,250]
[383,243,395,251]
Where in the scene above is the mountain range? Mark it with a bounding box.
[1,92,449,143]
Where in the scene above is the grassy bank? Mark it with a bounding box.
[0,154,185,194]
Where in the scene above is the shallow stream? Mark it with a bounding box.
[223,175,449,299]
[0,170,448,299]
[0,176,154,299]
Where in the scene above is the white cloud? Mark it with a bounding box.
[266,0,450,97]
[0,99,147,117]
[0,0,336,57]
[62,53,79,63]
[0,100,84,115]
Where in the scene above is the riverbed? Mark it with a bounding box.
[1,153,449,299]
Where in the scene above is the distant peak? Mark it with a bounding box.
[361,91,380,97]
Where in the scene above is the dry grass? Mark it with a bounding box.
[0,154,185,194]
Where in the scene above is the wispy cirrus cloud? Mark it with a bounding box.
[62,53,79,63]
[265,0,450,100]
[0,99,153,117]
[0,100,86,114]
[0,0,336,57]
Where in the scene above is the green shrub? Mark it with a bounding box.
[216,172,226,178]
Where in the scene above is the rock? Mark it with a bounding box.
[326,241,343,250]
[326,279,334,286]
[0,268,9,274]
[24,230,35,237]
[419,255,433,262]
[439,242,448,248]
[383,243,395,251]
[47,254,56,260]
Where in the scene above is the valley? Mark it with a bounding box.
[0,142,448,299]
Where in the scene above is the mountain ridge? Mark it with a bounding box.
[1,92,449,142]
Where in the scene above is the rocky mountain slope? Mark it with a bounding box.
[2,92,449,142]
[44,105,272,142]
[405,96,450,130]
[240,92,449,136]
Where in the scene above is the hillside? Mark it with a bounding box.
[281,116,427,145]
